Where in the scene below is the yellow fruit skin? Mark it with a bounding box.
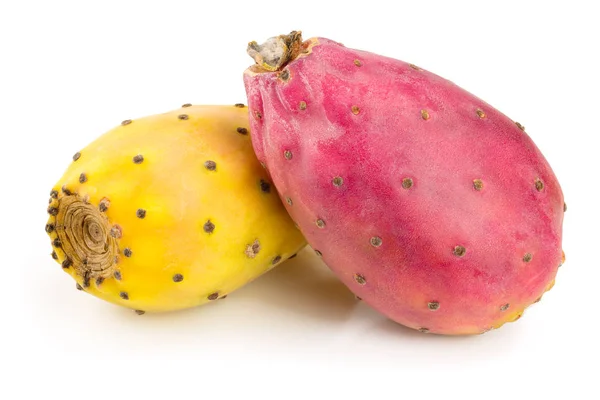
[46,105,306,313]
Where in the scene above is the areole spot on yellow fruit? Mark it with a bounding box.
[45,105,306,313]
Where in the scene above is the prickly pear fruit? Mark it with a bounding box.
[45,104,306,313]
[243,31,565,335]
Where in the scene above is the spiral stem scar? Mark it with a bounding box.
[54,195,120,280]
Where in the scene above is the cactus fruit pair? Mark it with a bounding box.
[46,31,565,335]
[243,31,565,335]
[46,105,306,313]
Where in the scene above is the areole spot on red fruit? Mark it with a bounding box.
[453,246,466,257]
[279,69,290,81]
[354,274,366,285]
[370,236,382,247]
[535,178,544,191]
[401,178,413,189]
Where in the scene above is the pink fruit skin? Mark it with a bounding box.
[244,35,565,335]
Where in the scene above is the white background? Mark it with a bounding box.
[2,0,599,398]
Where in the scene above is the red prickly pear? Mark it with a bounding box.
[243,31,565,335]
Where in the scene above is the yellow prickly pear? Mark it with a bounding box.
[45,104,306,313]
